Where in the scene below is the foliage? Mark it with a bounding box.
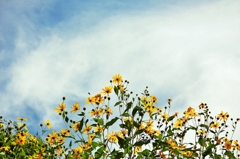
[0,74,240,159]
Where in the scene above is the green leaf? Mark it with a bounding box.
[117,136,126,148]
[200,124,209,130]
[123,102,133,113]
[121,113,130,117]
[199,137,207,147]
[69,141,72,148]
[105,117,119,128]
[78,112,85,116]
[224,151,236,159]
[114,101,122,106]
[95,147,105,159]
[114,86,119,95]
[133,121,140,128]
[134,140,145,146]
[167,115,175,121]
[132,106,141,117]
[78,118,84,132]
[65,116,69,123]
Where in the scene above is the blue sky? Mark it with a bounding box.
[1,0,240,143]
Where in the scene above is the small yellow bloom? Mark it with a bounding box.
[210,122,220,129]
[55,102,66,113]
[95,125,103,132]
[224,140,232,150]
[107,131,118,143]
[86,96,95,104]
[72,122,81,132]
[71,102,80,113]
[217,111,229,121]
[105,107,113,116]
[17,117,28,121]
[184,106,198,118]
[174,119,183,128]
[88,133,95,144]
[101,86,113,95]
[112,74,122,84]
[83,124,92,134]
[150,95,157,103]
[61,128,71,136]
[0,123,4,127]
[162,112,169,120]
[134,146,142,154]
[44,120,52,129]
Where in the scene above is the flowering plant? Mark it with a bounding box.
[0,74,239,159]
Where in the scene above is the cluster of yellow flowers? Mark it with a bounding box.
[0,74,240,158]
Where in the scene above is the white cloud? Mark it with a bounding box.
[1,0,240,141]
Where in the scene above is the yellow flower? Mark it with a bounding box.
[174,119,183,128]
[86,96,95,104]
[112,74,122,84]
[44,120,52,129]
[134,146,142,154]
[184,106,198,118]
[101,86,113,95]
[107,131,118,143]
[197,129,207,135]
[150,95,157,103]
[210,122,220,129]
[17,117,28,121]
[162,112,169,120]
[217,111,229,121]
[89,109,103,117]
[0,123,4,127]
[115,131,124,139]
[55,102,66,113]
[16,136,27,145]
[73,146,83,155]
[95,125,103,132]
[88,133,95,144]
[123,117,133,124]
[72,122,81,132]
[141,96,149,103]
[105,107,113,116]
[94,94,104,104]
[56,136,66,144]
[60,128,71,136]
[83,124,92,134]
[46,130,59,145]
[224,140,232,150]
[71,102,80,113]
[18,122,28,130]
